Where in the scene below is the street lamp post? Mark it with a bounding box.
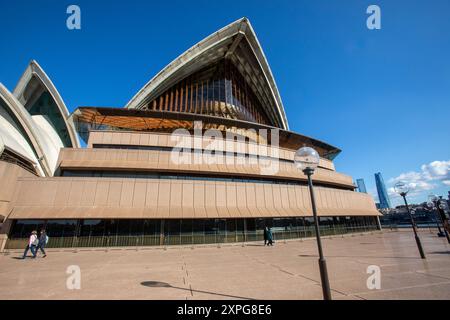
[427,195,446,238]
[394,182,426,259]
[294,147,332,300]
[428,195,450,244]
[437,200,450,244]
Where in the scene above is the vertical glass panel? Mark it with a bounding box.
[103,219,116,237]
[256,218,266,230]
[167,219,180,235]
[192,219,205,244]
[216,219,226,243]
[9,220,44,238]
[203,219,215,244]
[180,219,192,244]
[116,220,130,236]
[225,78,233,108]
[80,220,105,237]
[180,219,193,233]
[226,219,236,233]
[27,91,72,147]
[191,85,197,113]
[204,219,215,235]
[143,219,160,236]
[246,218,256,231]
[45,220,77,237]
[130,220,144,236]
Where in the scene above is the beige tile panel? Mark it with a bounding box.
[80,181,97,206]
[130,132,141,146]
[52,180,73,207]
[106,181,121,207]
[192,182,205,218]
[133,181,147,208]
[8,177,380,219]
[157,181,171,208]
[145,181,159,208]
[120,180,135,207]
[86,131,336,171]
[67,180,84,206]
[169,181,182,218]
[58,148,352,188]
[0,201,10,216]
[194,207,208,218]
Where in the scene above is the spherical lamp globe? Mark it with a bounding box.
[394,181,409,196]
[294,147,320,172]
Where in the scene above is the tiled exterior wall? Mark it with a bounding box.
[0,161,35,217]
[58,148,352,188]
[87,130,336,171]
[10,176,379,219]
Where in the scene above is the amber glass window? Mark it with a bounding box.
[144,59,273,126]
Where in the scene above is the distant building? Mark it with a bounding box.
[375,172,392,209]
[356,179,367,193]
[379,203,438,226]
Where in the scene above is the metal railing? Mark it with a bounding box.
[5,225,378,250]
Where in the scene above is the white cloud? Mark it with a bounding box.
[421,161,450,181]
[388,160,449,199]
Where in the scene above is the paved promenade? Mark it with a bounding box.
[1,230,450,300]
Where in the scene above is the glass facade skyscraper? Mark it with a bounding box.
[356,179,367,193]
[375,172,392,209]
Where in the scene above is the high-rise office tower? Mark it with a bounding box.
[375,172,392,209]
[356,179,367,193]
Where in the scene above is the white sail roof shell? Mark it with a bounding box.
[126,18,289,129]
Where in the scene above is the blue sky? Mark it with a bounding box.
[0,0,449,206]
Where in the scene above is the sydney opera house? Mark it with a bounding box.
[0,18,380,250]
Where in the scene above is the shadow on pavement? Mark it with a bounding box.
[430,251,450,255]
[141,281,254,300]
[242,243,268,247]
[298,254,420,259]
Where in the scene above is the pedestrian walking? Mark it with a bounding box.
[267,227,274,246]
[36,229,48,258]
[22,230,38,259]
[263,226,268,245]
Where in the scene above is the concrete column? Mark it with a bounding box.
[0,219,13,252]
[376,216,382,231]
[0,234,7,252]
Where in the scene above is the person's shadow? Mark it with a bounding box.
[431,251,450,255]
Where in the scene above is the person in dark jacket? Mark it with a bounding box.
[263,227,268,245]
[36,229,48,258]
[267,228,274,246]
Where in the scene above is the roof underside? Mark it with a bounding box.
[125,18,289,130]
[71,107,341,160]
